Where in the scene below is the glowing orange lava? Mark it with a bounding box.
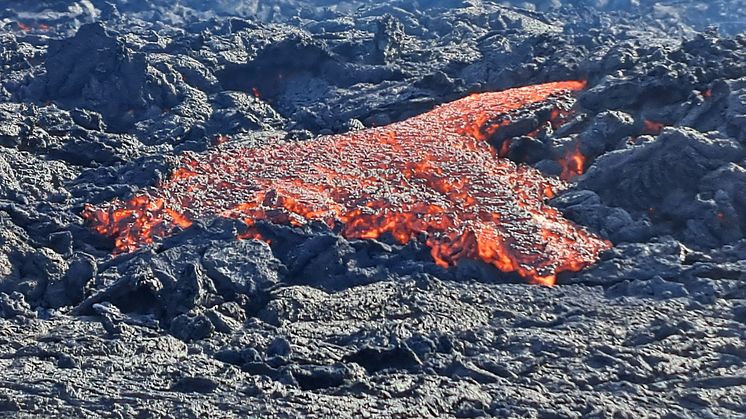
[643,119,666,135]
[559,145,586,180]
[17,22,49,32]
[83,81,610,286]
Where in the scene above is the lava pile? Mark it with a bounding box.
[83,81,610,285]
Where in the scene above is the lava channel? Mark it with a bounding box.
[83,81,611,286]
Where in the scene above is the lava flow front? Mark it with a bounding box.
[83,81,610,286]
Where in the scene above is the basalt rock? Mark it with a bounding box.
[0,1,745,417]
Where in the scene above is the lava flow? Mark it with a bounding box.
[83,81,611,286]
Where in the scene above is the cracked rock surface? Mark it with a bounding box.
[1,0,745,417]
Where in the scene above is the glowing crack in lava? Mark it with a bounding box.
[83,81,611,286]
[559,145,586,180]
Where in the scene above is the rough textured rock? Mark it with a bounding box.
[0,0,745,417]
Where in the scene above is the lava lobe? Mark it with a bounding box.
[83,81,610,286]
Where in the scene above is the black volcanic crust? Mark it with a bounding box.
[1,1,746,417]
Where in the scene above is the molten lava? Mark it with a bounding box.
[17,22,50,32]
[83,81,611,286]
[559,145,586,180]
[643,119,666,135]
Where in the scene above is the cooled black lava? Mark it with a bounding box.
[0,1,745,417]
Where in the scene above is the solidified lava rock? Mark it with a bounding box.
[580,127,745,246]
[1,1,746,417]
[43,23,161,131]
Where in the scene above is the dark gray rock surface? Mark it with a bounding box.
[0,0,745,417]
[1,279,744,417]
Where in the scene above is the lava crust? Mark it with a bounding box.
[3,0,746,417]
[83,81,609,285]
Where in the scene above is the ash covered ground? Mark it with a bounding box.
[1,0,746,417]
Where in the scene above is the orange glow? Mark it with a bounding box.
[643,119,666,134]
[702,89,712,98]
[558,145,586,180]
[17,22,49,31]
[82,81,610,286]
[498,139,512,158]
[252,87,261,98]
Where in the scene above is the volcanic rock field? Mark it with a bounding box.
[1,0,745,417]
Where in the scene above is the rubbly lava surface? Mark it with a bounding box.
[83,81,609,286]
[6,1,746,417]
